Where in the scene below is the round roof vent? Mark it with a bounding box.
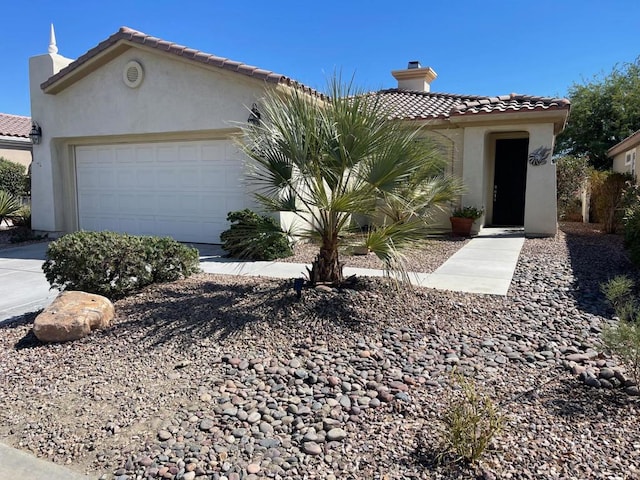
[123,60,144,88]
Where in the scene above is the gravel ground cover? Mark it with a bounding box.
[280,236,470,273]
[1,223,639,479]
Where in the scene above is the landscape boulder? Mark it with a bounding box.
[33,291,114,342]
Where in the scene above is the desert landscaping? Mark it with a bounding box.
[1,223,639,480]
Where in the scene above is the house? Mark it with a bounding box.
[608,129,639,182]
[0,113,32,171]
[29,26,570,243]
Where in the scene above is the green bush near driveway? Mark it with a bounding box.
[43,231,200,299]
[220,209,293,261]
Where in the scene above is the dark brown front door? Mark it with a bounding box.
[492,138,528,226]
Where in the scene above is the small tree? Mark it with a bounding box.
[556,155,589,220]
[237,77,463,285]
[589,171,632,233]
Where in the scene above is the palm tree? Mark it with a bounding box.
[237,78,463,285]
[0,190,21,226]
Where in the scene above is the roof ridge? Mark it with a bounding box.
[376,88,487,100]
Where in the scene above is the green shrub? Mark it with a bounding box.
[451,205,484,220]
[0,190,21,225]
[0,158,26,196]
[221,209,293,261]
[439,374,504,464]
[602,275,636,321]
[42,231,200,299]
[601,276,640,383]
[12,205,31,228]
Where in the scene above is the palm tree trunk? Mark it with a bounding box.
[309,237,343,285]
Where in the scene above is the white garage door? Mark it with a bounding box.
[76,140,253,243]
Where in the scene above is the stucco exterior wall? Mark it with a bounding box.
[422,127,464,231]
[612,147,637,182]
[459,121,558,236]
[0,147,31,170]
[30,47,272,234]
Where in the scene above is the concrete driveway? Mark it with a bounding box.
[0,242,57,322]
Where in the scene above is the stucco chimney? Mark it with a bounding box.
[392,61,437,92]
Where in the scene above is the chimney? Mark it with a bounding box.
[392,61,437,92]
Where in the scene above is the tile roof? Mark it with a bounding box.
[374,89,485,120]
[451,93,571,116]
[374,89,570,121]
[41,27,325,98]
[0,113,31,138]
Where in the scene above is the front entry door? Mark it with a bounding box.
[492,138,528,226]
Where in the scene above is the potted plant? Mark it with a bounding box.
[450,205,484,237]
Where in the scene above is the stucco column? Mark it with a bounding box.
[29,50,73,233]
[524,123,557,235]
[461,126,487,213]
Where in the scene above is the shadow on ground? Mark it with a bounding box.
[542,379,635,418]
[111,276,372,348]
[0,312,43,350]
[562,223,639,316]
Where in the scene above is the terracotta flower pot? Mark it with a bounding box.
[450,217,474,237]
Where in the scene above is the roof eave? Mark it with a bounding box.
[0,136,32,149]
[449,107,570,134]
[40,27,326,99]
[607,130,640,157]
[42,42,133,94]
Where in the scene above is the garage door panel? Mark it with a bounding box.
[76,140,251,243]
[134,146,156,163]
[178,145,198,161]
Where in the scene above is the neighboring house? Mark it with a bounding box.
[0,113,32,171]
[609,129,639,182]
[29,26,570,243]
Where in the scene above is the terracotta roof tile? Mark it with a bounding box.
[373,89,570,120]
[0,113,31,138]
[451,93,570,116]
[373,89,486,120]
[41,26,326,99]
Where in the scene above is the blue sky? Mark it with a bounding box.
[2,0,639,116]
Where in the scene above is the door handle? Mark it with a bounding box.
[493,185,498,203]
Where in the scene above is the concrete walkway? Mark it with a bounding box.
[0,229,525,322]
[0,442,89,479]
[421,227,525,295]
[0,228,524,479]
[199,227,525,296]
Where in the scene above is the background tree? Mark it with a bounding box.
[0,158,26,197]
[238,78,463,285]
[556,57,640,170]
